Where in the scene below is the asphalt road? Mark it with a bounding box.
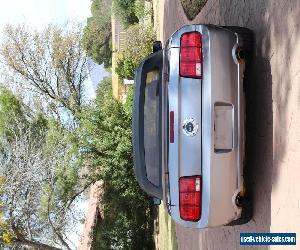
[159,0,300,249]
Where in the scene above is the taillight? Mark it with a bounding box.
[179,176,202,221]
[179,32,202,79]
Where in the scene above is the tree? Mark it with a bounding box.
[0,126,61,249]
[0,123,88,250]
[79,78,154,249]
[0,23,88,121]
[82,0,112,68]
[112,0,139,27]
[0,89,88,249]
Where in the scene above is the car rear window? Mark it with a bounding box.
[144,69,160,187]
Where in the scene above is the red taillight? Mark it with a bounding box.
[170,111,174,143]
[179,32,202,79]
[180,32,201,47]
[179,176,202,221]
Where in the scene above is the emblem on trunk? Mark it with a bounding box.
[182,118,198,137]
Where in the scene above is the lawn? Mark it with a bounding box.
[156,204,178,250]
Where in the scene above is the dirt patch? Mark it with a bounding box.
[180,0,207,20]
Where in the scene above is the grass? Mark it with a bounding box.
[156,204,178,250]
[180,0,208,20]
[152,2,178,249]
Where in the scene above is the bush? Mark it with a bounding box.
[116,24,155,80]
[115,53,137,80]
[124,24,155,61]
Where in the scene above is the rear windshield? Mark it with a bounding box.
[144,69,160,187]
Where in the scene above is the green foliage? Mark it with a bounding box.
[79,77,154,249]
[45,119,81,203]
[123,85,134,115]
[124,24,155,61]
[83,0,112,68]
[116,24,155,80]
[134,0,153,21]
[30,112,48,139]
[116,53,137,80]
[112,0,139,27]
[134,0,147,19]
[0,88,27,138]
[0,89,50,143]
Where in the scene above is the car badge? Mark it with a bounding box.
[182,118,198,137]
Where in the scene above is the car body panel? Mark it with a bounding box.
[163,25,245,228]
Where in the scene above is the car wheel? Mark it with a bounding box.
[227,193,253,226]
[153,41,162,53]
[222,26,254,60]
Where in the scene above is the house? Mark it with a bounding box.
[111,16,127,101]
[78,181,104,250]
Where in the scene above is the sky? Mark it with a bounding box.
[0,0,91,96]
[0,0,108,247]
[0,0,90,28]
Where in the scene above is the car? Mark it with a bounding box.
[132,24,253,228]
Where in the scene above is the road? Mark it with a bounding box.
[159,0,300,249]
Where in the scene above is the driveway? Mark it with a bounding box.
[159,0,300,249]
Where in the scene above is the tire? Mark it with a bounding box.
[153,41,162,53]
[222,26,254,60]
[227,193,253,226]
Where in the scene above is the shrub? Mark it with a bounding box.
[116,24,155,80]
[116,53,137,80]
[124,24,155,61]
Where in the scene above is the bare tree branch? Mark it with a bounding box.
[0,23,88,122]
[0,121,83,249]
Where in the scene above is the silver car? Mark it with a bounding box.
[133,24,253,228]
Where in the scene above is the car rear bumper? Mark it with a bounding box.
[164,25,245,228]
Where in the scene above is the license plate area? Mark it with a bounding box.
[214,103,233,153]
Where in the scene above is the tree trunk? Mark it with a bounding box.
[14,238,62,250]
